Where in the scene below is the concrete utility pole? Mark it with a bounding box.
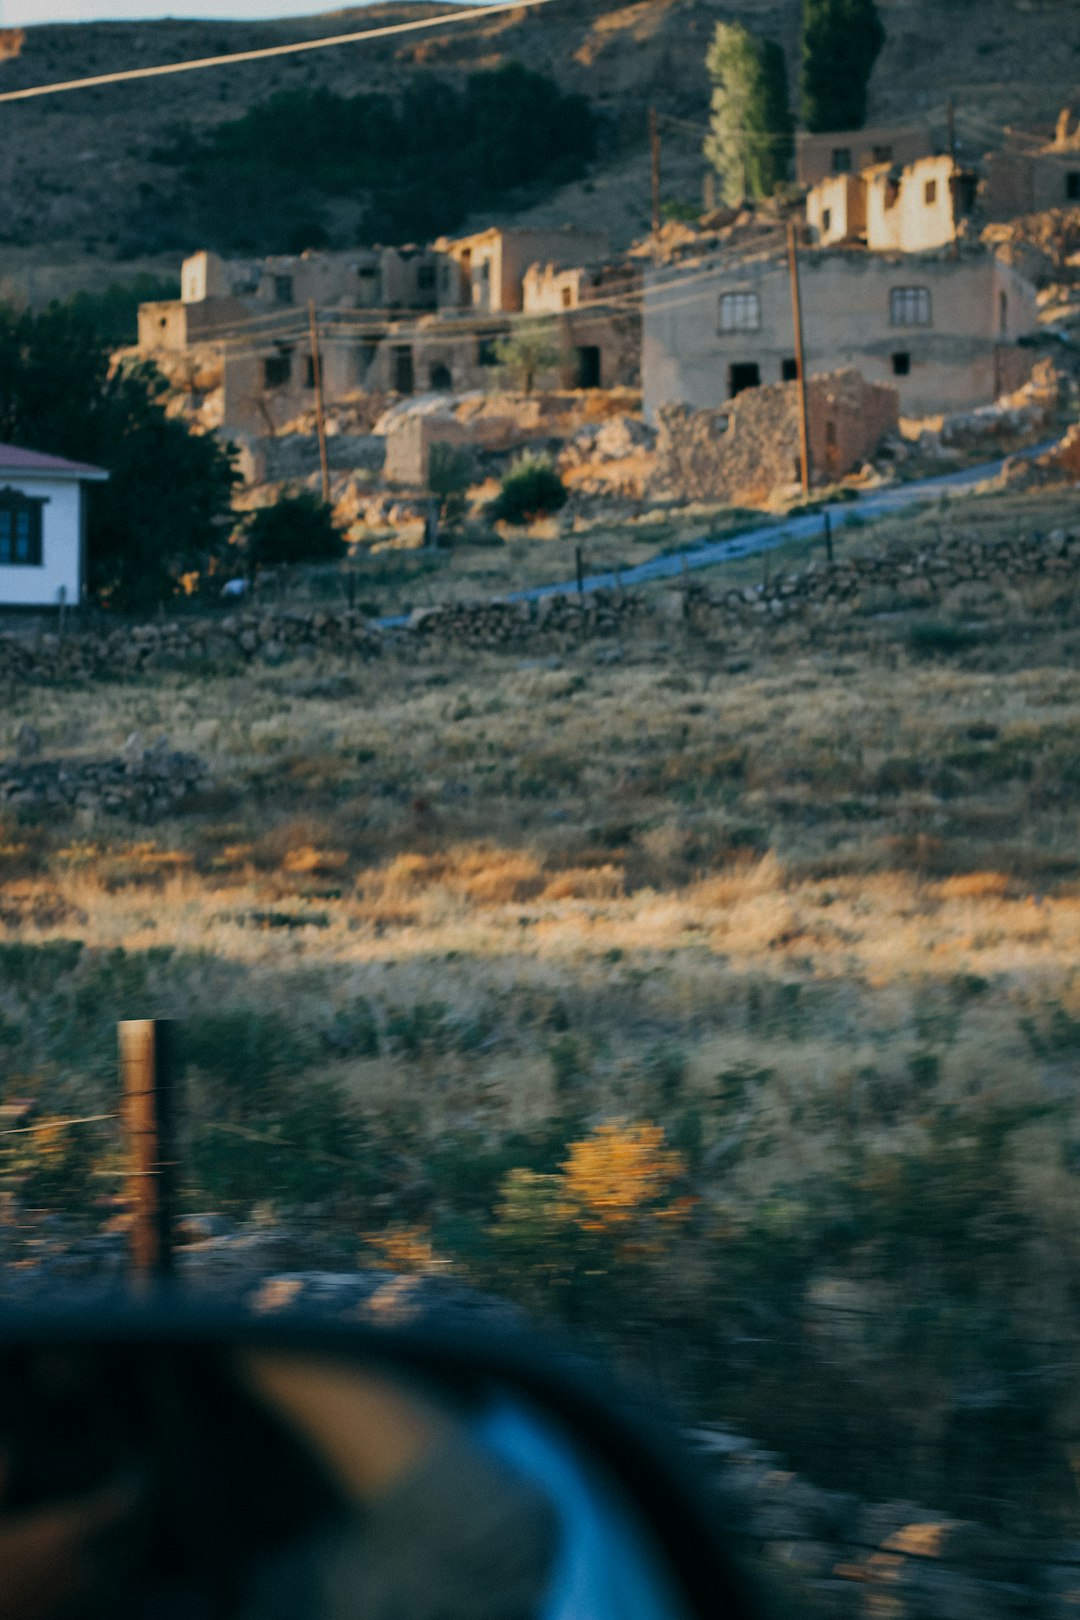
[649,106,662,236]
[119,1019,176,1283]
[308,299,331,505]
[787,218,811,498]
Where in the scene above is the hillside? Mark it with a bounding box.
[0,0,1076,300]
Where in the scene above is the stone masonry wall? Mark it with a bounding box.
[654,370,900,505]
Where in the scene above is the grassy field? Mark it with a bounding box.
[3,482,1080,1531]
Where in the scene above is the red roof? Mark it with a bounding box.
[0,443,108,480]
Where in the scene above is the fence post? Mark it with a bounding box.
[119,1020,176,1283]
[575,545,585,595]
[824,509,834,565]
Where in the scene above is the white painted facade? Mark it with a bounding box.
[0,447,109,608]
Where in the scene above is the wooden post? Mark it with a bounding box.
[649,106,662,237]
[119,1020,176,1283]
[575,545,585,594]
[946,98,959,259]
[824,509,834,564]
[787,217,811,499]
[308,300,331,506]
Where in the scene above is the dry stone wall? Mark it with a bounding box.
[0,737,208,818]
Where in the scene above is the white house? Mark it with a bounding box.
[0,444,108,609]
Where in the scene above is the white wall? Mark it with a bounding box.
[0,476,83,607]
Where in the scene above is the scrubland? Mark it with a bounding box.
[3,484,1080,1530]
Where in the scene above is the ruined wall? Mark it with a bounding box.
[652,369,899,504]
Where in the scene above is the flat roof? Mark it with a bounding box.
[0,443,108,482]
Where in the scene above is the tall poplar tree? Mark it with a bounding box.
[704,24,793,206]
[801,0,885,133]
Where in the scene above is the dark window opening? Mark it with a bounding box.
[825,420,837,446]
[574,345,602,389]
[925,179,938,205]
[728,362,761,398]
[872,144,893,164]
[1000,291,1008,337]
[822,207,833,233]
[561,286,573,309]
[1068,171,1080,201]
[892,351,911,376]
[263,349,292,389]
[781,358,799,382]
[417,264,436,291]
[357,342,378,380]
[393,346,414,394]
[273,275,294,305]
[429,362,452,390]
[0,489,45,567]
[305,354,316,389]
[831,147,852,173]
[158,316,167,329]
[477,338,500,366]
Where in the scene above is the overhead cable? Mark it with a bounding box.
[0,0,561,106]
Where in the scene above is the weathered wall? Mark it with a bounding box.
[643,249,1039,421]
[796,125,936,189]
[652,369,898,503]
[866,154,957,254]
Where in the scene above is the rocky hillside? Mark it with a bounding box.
[0,0,1075,294]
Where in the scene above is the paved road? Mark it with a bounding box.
[375,437,1059,628]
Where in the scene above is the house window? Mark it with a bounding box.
[263,349,292,389]
[561,286,573,309]
[890,286,932,327]
[1067,171,1080,200]
[831,147,852,173]
[357,342,378,379]
[417,263,436,291]
[892,351,911,376]
[924,179,938,205]
[719,291,761,332]
[393,346,415,394]
[1000,291,1008,337]
[0,490,44,567]
[822,208,832,233]
[273,275,294,305]
[305,354,316,389]
[781,357,799,381]
[872,144,893,164]
[477,337,500,366]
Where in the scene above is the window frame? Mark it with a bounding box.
[262,348,293,390]
[890,286,932,328]
[831,146,852,174]
[924,179,938,205]
[0,488,46,568]
[718,291,762,334]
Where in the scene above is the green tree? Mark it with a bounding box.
[245,491,347,569]
[427,443,474,526]
[0,303,238,613]
[801,0,885,134]
[704,24,793,205]
[492,324,560,395]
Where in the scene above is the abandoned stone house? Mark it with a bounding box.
[981,113,1080,219]
[138,228,633,439]
[807,153,978,255]
[795,124,936,190]
[642,244,1039,422]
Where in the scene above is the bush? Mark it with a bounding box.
[245,492,347,569]
[907,620,983,657]
[492,455,567,524]
[428,443,473,525]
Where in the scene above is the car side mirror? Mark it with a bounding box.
[0,1296,755,1620]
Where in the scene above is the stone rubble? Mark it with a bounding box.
[0,737,209,818]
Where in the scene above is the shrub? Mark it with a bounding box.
[492,455,567,524]
[245,492,346,569]
[427,443,473,525]
[907,620,983,657]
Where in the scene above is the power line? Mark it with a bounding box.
[0,0,561,106]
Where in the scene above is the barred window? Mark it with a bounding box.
[718,291,761,333]
[890,286,932,327]
[0,490,44,567]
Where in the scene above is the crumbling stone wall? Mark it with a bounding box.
[654,369,900,505]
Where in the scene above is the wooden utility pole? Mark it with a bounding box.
[946,98,959,259]
[787,218,811,499]
[308,300,331,505]
[119,1019,176,1282]
[649,106,662,237]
